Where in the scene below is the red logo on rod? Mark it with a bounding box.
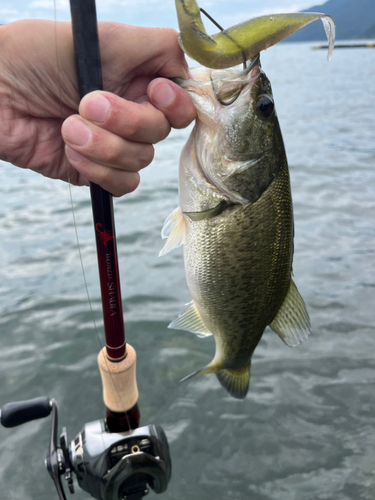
[96,223,114,247]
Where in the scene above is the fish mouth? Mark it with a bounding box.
[210,54,260,106]
[171,53,260,105]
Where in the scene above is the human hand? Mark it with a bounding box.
[0,20,196,196]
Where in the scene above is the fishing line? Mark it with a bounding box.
[53,3,102,344]
[53,0,132,431]
[53,4,102,360]
[199,8,224,31]
[199,7,247,69]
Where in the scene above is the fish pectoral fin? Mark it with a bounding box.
[184,199,232,221]
[269,279,311,347]
[159,206,186,256]
[216,365,251,399]
[168,301,213,337]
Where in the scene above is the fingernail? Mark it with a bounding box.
[82,94,111,123]
[66,146,85,163]
[150,82,175,107]
[64,119,91,147]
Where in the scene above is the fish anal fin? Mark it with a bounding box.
[159,207,186,256]
[269,279,311,347]
[216,364,251,399]
[169,301,212,337]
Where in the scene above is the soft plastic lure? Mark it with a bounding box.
[176,0,336,68]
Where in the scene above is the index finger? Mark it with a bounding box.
[79,91,171,144]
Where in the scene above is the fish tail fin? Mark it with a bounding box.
[181,362,251,399]
[216,364,251,400]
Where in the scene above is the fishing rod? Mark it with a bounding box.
[0,1,171,499]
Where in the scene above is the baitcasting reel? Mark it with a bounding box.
[0,397,171,500]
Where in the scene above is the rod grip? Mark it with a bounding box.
[1,397,51,428]
[98,345,138,413]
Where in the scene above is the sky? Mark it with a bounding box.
[1,0,326,28]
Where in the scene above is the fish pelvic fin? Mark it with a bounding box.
[269,278,311,347]
[181,362,251,400]
[216,364,251,400]
[180,363,218,383]
[169,301,213,337]
[159,206,186,256]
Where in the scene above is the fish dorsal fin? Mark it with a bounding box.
[269,279,311,347]
[169,301,213,337]
[159,207,186,256]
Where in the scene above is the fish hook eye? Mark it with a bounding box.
[255,94,275,119]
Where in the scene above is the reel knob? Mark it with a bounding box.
[0,396,51,427]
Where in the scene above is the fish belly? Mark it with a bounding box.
[183,162,293,369]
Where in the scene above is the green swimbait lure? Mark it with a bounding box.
[176,0,336,68]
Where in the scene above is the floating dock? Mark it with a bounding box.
[313,42,375,50]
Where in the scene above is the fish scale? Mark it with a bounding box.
[185,161,293,369]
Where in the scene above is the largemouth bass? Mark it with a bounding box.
[160,57,310,399]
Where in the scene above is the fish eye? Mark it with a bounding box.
[255,94,274,119]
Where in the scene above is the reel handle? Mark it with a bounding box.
[0,397,51,428]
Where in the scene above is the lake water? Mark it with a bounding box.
[0,41,374,500]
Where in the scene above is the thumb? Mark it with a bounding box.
[148,78,196,129]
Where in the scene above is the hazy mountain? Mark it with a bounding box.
[286,0,375,41]
[361,23,375,38]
